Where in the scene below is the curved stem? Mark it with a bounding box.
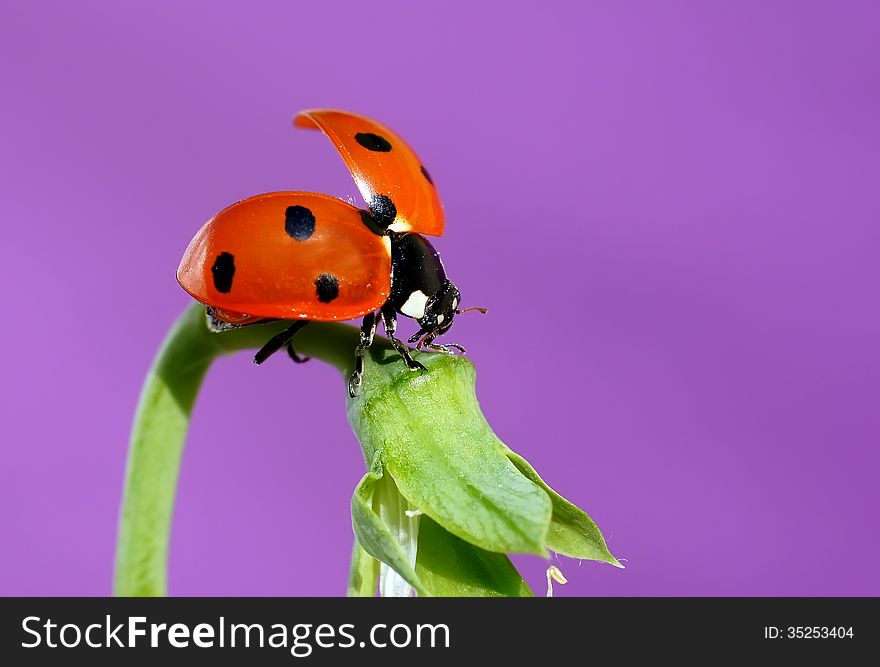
[113,304,361,596]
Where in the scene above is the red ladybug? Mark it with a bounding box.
[177,109,483,396]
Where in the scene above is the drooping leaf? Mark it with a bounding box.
[507,451,621,567]
[416,516,533,597]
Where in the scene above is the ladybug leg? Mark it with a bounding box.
[286,342,310,364]
[423,340,468,355]
[253,321,309,365]
[380,305,427,373]
[348,312,378,398]
[416,330,467,355]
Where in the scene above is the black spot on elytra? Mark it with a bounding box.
[211,252,235,293]
[369,194,397,228]
[420,165,434,185]
[360,210,386,236]
[314,273,339,303]
[355,132,392,152]
[285,205,315,240]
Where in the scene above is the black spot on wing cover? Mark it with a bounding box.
[285,205,316,240]
[211,252,235,293]
[355,132,392,152]
[314,273,340,303]
[369,194,397,228]
[420,164,434,185]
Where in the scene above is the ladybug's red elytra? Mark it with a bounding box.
[177,109,485,396]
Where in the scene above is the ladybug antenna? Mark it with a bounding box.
[455,306,488,316]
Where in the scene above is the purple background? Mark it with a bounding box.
[1,1,878,596]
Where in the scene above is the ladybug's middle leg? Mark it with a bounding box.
[286,343,310,364]
[380,305,427,374]
[348,312,378,398]
[253,320,310,365]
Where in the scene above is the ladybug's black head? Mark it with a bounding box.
[407,280,487,348]
[389,232,486,350]
[417,280,460,336]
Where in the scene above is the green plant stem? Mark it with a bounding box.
[114,304,360,596]
[115,302,617,597]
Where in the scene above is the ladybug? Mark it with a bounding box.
[177,109,484,396]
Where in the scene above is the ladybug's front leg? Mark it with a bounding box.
[348,312,378,398]
[409,326,467,355]
[380,305,427,374]
[421,338,467,355]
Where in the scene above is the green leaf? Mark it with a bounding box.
[416,516,533,597]
[347,349,552,556]
[507,451,622,567]
[350,472,429,596]
[347,541,379,597]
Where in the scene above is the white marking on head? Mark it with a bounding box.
[400,290,428,319]
[452,297,459,309]
[436,314,444,324]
